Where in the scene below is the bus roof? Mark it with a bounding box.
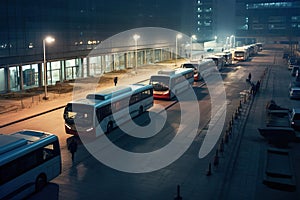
[0,130,58,164]
[86,85,132,100]
[67,84,153,107]
[157,68,193,76]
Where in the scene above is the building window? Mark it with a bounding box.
[291,16,300,22]
[246,2,300,9]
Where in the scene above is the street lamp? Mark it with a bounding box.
[190,35,197,60]
[43,36,55,100]
[133,34,140,73]
[175,33,182,66]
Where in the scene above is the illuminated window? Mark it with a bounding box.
[292,16,300,22]
[246,2,300,9]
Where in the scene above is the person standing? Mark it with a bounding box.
[114,76,118,86]
[68,138,78,163]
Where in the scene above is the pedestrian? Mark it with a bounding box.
[114,76,118,86]
[256,80,261,93]
[68,138,78,163]
[248,73,252,82]
[251,82,256,96]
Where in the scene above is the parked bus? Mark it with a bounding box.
[205,55,224,70]
[149,68,194,100]
[180,63,201,81]
[215,51,233,65]
[64,84,153,135]
[233,48,248,61]
[0,130,61,200]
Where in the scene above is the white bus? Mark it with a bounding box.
[233,48,248,61]
[0,130,61,200]
[64,84,153,135]
[204,55,224,70]
[215,51,233,66]
[149,68,194,100]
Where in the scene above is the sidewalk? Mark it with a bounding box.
[222,61,300,199]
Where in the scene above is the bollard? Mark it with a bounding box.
[174,185,183,200]
[219,139,224,153]
[206,163,212,176]
[213,150,219,167]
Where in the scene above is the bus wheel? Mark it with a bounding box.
[35,174,47,192]
[107,122,113,133]
[139,106,144,115]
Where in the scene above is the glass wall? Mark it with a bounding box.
[22,64,39,89]
[9,66,20,91]
[89,56,102,76]
[51,61,61,84]
[0,68,5,92]
[65,59,78,80]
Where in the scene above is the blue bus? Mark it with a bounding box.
[0,130,61,199]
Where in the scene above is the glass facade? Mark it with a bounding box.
[236,0,300,39]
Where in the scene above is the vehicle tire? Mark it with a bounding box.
[106,122,113,133]
[139,106,143,115]
[35,174,47,192]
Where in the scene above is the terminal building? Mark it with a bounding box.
[0,0,193,93]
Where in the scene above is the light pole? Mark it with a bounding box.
[133,34,140,73]
[190,35,197,60]
[175,33,182,66]
[43,36,55,100]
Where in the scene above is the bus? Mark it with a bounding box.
[0,130,61,200]
[149,68,194,100]
[204,55,224,70]
[181,63,201,81]
[63,84,153,136]
[215,51,233,66]
[233,48,248,61]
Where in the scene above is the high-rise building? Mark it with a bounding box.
[195,0,216,42]
[235,0,300,45]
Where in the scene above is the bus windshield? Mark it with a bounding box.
[150,77,170,91]
[64,104,94,126]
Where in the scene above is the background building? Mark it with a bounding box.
[235,0,300,46]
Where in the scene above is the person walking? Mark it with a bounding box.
[256,80,261,93]
[68,138,78,163]
[248,73,252,82]
[114,76,118,86]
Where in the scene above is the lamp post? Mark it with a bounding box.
[133,34,140,73]
[43,36,55,100]
[190,35,197,60]
[175,33,182,66]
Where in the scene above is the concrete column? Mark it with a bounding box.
[19,65,24,91]
[86,57,90,76]
[63,60,67,81]
[124,53,128,68]
[80,57,84,78]
[37,63,42,87]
